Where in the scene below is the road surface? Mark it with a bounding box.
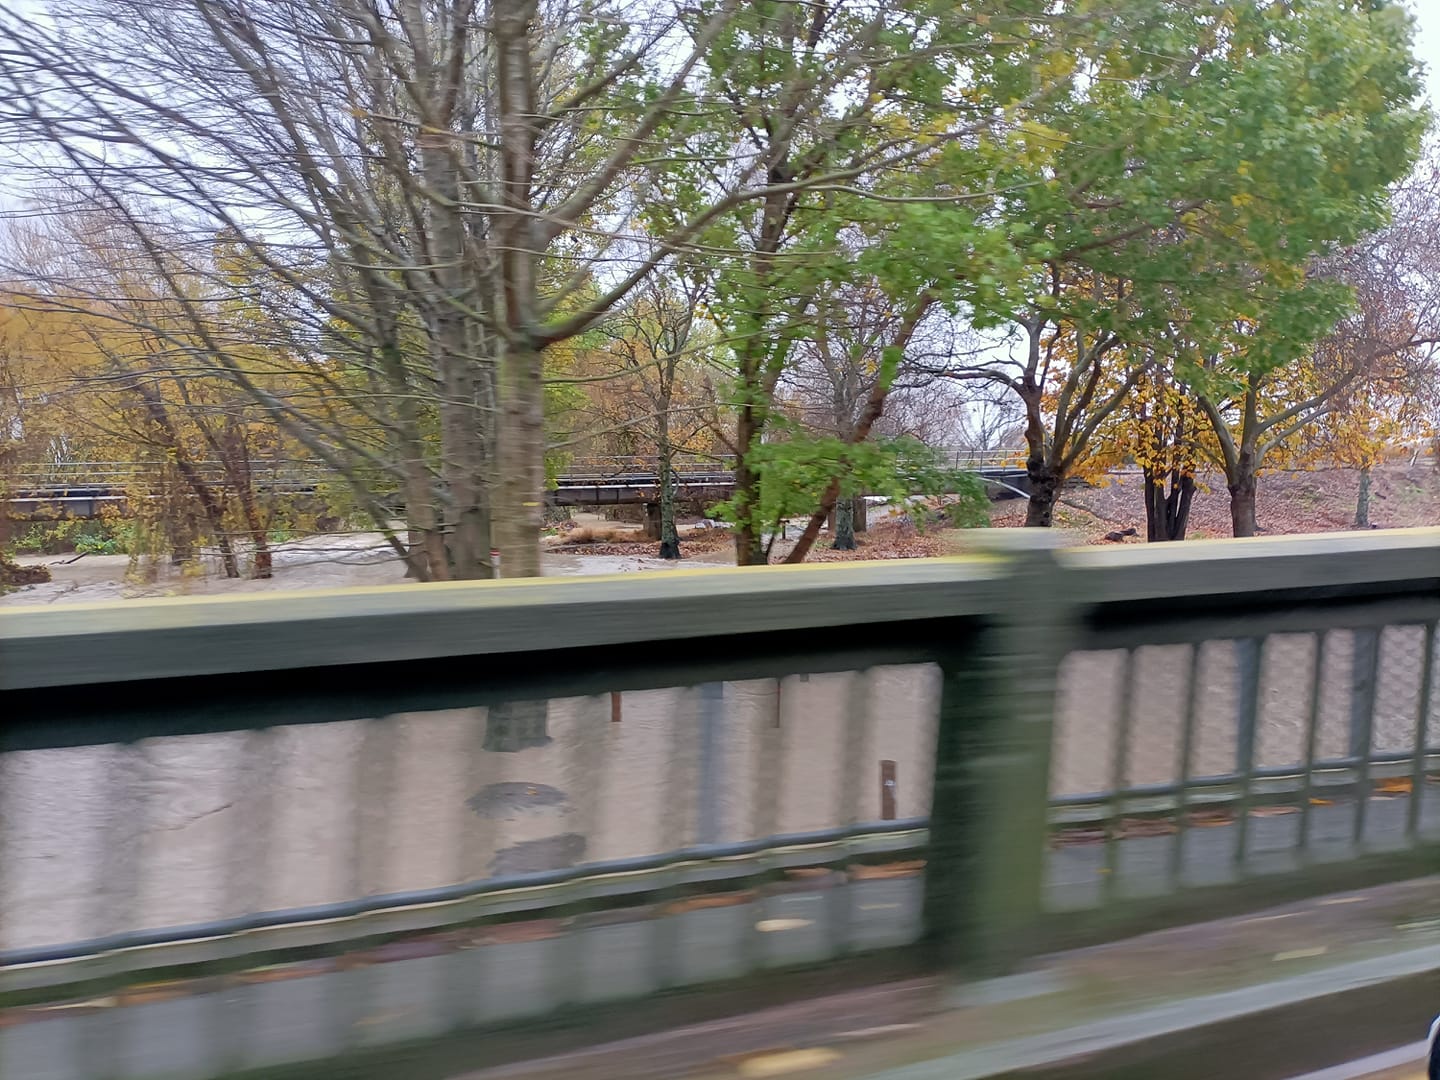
[1286,1041,1430,1079]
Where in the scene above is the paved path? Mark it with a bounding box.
[1286,1043,1430,1079]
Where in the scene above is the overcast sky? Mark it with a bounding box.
[2,3,1438,220]
[1412,2,1440,107]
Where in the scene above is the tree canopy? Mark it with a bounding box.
[0,0,1431,575]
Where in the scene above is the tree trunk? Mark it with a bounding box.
[1023,463,1061,527]
[225,452,272,578]
[127,377,240,575]
[372,339,447,582]
[642,502,662,541]
[832,494,856,550]
[656,506,681,556]
[238,490,272,578]
[781,349,907,565]
[733,394,765,565]
[214,531,240,578]
[402,463,448,582]
[657,443,680,560]
[781,475,841,564]
[1019,382,1057,528]
[1143,469,1195,542]
[852,495,867,533]
[495,346,545,578]
[170,508,194,565]
[169,467,239,576]
[1227,460,1259,538]
[438,371,492,581]
[422,118,492,581]
[1353,464,1372,528]
[437,361,492,580]
[1144,471,1164,542]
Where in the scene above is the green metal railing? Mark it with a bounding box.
[0,529,1436,1078]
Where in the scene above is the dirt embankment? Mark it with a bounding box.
[990,464,1440,543]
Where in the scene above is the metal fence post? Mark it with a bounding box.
[1348,627,1380,761]
[696,681,725,845]
[1235,637,1262,776]
[922,530,1072,975]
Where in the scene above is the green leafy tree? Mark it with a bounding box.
[900,0,1426,531]
[681,0,1093,564]
[712,432,985,561]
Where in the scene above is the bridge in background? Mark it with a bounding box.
[0,530,1437,1078]
[0,450,1032,521]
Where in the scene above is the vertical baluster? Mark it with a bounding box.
[86,739,143,1080]
[1298,631,1327,855]
[836,672,871,830]
[570,695,609,859]
[217,727,278,1074]
[0,737,8,1073]
[1232,637,1263,867]
[830,668,871,957]
[752,677,785,840]
[1168,642,1202,887]
[551,695,610,1009]
[448,706,502,1031]
[696,683,725,847]
[340,716,397,1050]
[651,684,699,990]
[747,678,785,972]
[1103,650,1137,902]
[540,698,589,1012]
[1408,623,1435,842]
[352,717,396,901]
[1350,628,1380,844]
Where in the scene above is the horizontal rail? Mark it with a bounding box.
[3,450,1026,495]
[6,530,1436,695]
[0,558,1006,693]
[1052,750,1440,812]
[0,818,928,970]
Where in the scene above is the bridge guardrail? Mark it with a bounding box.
[0,530,1437,1076]
[4,450,1024,492]
[3,453,1030,518]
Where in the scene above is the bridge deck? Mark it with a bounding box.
[3,455,1031,517]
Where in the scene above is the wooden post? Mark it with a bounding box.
[610,691,622,723]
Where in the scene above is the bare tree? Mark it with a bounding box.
[3,216,300,575]
[0,0,1052,576]
[921,277,1146,529]
[583,273,716,558]
[947,384,1024,454]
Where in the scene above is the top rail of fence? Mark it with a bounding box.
[4,529,1436,702]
